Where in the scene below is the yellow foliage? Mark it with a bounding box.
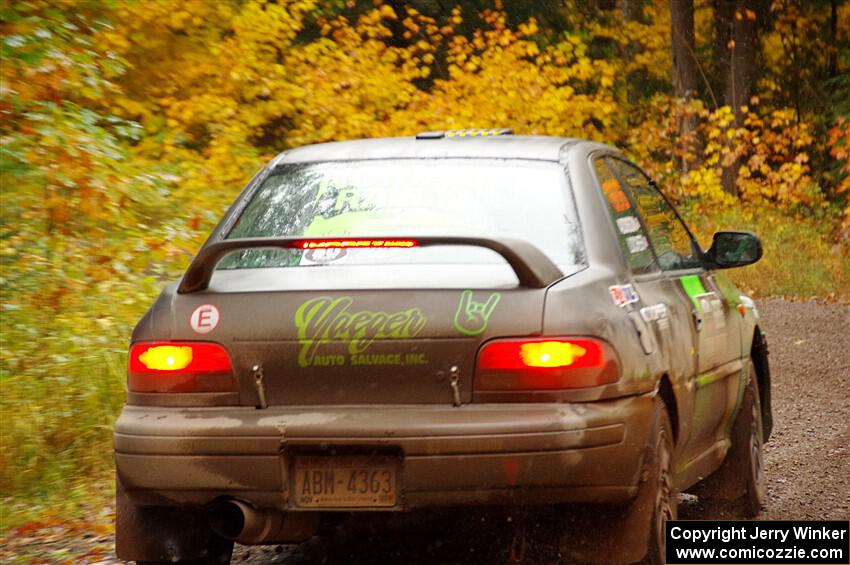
[392,15,620,138]
[3,0,848,523]
[828,117,850,239]
[586,0,672,83]
[97,0,832,219]
[624,95,822,208]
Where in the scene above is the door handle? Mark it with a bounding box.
[628,311,655,354]
[691,309,703,332]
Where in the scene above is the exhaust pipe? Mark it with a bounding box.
[208,499,318,544]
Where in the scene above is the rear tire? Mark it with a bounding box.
[135,531,232,565]
[137,532,232,564]
[694,363,765,518]
[116,477,233,564]
[558,396,676,564]
[638,397,676,565]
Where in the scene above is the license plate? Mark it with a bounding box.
[293,455,399,508]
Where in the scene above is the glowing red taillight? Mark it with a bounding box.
[128,341,235,393]
[474,338,619,391]
[295,238,418,249]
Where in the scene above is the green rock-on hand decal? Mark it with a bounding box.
[453,290,501,336]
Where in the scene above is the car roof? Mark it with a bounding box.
[274,134,613,165]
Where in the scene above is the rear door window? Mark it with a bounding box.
[592,157,658,274]
[607,159,701,272]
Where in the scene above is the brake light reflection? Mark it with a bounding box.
[128,341,235,393]
[479,339,603,371]
[520,341,588,368]
[475,338,618,392]
[138,345,193,371]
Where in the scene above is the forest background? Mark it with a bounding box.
[1,0,848,529]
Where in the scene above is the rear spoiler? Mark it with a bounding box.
[177,236,564,294]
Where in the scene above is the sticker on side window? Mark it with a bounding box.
[626,234,649,254]
[616,216,641,234]
[609,285,639,307]
[602,179,631,213]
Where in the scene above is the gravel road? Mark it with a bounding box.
[3,299,848,564]
[753,299,850,520]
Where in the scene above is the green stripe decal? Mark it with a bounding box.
[680,274,706,310]
[696,371,723,389]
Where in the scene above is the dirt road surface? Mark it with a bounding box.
[3,299,848,564]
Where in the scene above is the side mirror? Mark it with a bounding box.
[703,231,762,269]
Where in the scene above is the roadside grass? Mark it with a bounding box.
[0,205,846,534]
[0,352,125,532]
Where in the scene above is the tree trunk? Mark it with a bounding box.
[620,0,643,103]
[713,0,734,93]
[726,2,758,119]
[829,0,838,79]
[714,0,760,197]
[619,0,642,21]
[671,0,699,98]
[670,0,699,172]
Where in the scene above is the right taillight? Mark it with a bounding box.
[474,337,620,391]
[128,341,236,393]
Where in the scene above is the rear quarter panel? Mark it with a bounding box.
[541,267,656,401]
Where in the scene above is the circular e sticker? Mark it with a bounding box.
[190,304,220,334]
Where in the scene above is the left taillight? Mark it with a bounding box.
[128,341,236,393]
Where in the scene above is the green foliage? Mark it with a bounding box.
[0,0,201,526]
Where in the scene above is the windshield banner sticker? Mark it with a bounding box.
[294,296,428,367]
[609,284,639,307]
[453,290,501,336]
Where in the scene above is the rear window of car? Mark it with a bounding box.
[219,159,585,269]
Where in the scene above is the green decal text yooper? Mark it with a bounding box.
[294,296,427,367]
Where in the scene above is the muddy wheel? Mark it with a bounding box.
[135,532,232,564]
[136,532,232,564]
[559,397,676,564]
[694,363,765,518]
[117,477,234,564]
[639,397,677,565]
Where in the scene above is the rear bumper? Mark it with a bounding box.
[114,393,655,509]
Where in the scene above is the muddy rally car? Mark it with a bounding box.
[115,130,772,564]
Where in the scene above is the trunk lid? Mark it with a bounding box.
[168,265,546,406]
